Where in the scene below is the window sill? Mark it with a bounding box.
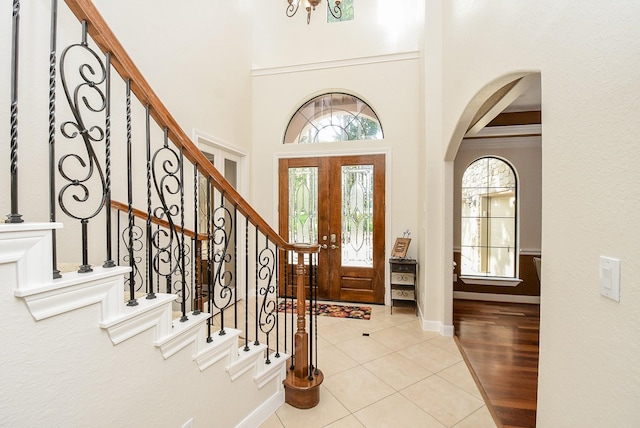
[460,276,522,287]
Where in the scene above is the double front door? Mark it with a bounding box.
[279,155,385,304]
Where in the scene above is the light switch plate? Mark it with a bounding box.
[599,256,620,302]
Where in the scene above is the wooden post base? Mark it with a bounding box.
[283,368,324,409]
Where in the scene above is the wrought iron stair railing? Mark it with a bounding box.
[3,0,323,409]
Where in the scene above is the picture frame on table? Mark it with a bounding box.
[391,237,411,258]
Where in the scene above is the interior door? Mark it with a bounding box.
[199,149,242,308]
[279,154,385,304]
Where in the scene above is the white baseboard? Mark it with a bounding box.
[235,389,284,428]
[454,291,540,304]
[417,305,455,337]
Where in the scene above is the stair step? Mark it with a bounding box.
[15,265,131,321]
[255,351,290,388]
[100,293,176,345]
[228,342,268,381]
[195,328,242,371]
[155,310,212,359]
[3,223,289,427]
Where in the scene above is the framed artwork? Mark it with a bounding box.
[391,237,411,258]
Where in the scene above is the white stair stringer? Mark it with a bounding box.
[2,223,134,322]
[16,266,131,321]
[2,223,289,427]
[235,350,291,428]
[100,293,176,345]
[155,310,212,359]
[194,328,242,371]
[255,351,290,389]
[228,342,269,381]
[1,222,62,293]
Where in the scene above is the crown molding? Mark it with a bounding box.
[252,51,420,77]
[460,132,541,150]
[464,124,541,139]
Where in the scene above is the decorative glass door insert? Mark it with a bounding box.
[341,165,373,268]
[288,167,318,245]
[279,155,385,303]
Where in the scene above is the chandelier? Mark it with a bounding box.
[287,0,342,25]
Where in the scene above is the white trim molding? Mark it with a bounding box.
[454,291,540,304]
[460,276,523,287]
[417,303,455,337]
[192,129,248,158]
[252,52,420,77]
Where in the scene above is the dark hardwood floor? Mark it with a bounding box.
[453,299,540,428]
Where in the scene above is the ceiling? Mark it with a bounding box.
[464,74,542,140]
[503,74,541,113]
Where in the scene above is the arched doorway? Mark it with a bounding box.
[445,72,542,427]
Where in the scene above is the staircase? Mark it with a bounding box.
[1,222,288,427]
[1,0,321,426]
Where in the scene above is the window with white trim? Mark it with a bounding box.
[461,157,518,279]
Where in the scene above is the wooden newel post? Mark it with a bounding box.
[283,243,323,409]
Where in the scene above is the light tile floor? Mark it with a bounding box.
[258,304,497,428]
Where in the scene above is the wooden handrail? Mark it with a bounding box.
[65,0,292,251]
[111,200,207,242]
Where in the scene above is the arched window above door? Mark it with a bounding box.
[283,93,383,144]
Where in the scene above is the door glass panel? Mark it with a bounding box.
[198,154,216,233]
[288,167,318,244]
[341,165,373,267]
[224,159,237,189]
[197,153,239,287]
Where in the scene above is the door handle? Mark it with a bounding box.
[330,244,339,250]
[321,244,328,250]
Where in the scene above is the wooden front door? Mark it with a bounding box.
[279,154,385,304]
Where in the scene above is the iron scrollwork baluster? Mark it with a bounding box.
[258,236,277,364]
[206,178,214,341]
[172,225,191,319]
[49,0,61,277]
[211,193,234,329]
[121,221,144,293]
[193,164,201,316]
[7,0,23,224]
[243,217,249,351]
[125,79,137,306]
[150,129,183,304]
[58,20,109,273]
[179,146,187,320]
[103,52,114,268]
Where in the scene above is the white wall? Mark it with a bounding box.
[93,0,253,151]
[252,0,422,69]
[437,1,640,425]
[251,57,422,262]
[250,1,425,309]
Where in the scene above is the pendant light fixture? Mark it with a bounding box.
[286,0,342,24]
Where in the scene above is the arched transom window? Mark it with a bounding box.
[283,93,383,144]
[461,157,518,278]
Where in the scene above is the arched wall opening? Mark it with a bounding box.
[443,71,542,321]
